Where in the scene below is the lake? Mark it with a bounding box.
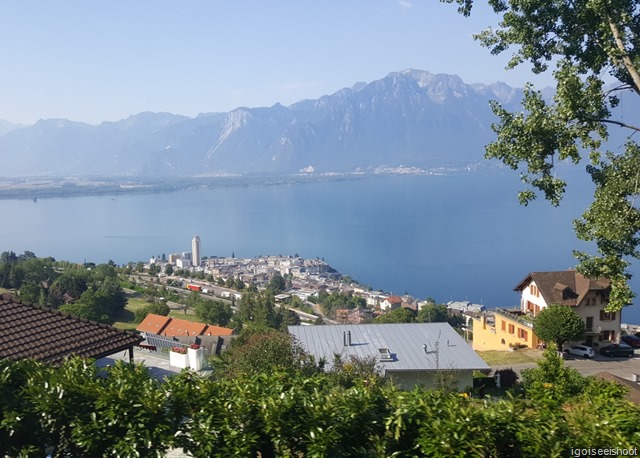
[2,168,639,324]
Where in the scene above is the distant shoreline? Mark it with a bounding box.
[0,166,486,200]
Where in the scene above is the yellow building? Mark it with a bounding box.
[473,269,619,352]
[472,309,541,351]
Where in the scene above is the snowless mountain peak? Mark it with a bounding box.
[0,68,561,177]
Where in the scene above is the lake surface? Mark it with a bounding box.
[2,168,639,324]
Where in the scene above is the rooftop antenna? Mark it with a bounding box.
[423,330,442,371]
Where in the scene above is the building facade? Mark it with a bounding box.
[514,270,620,346]
[192,235,201,268]
[472,309,541,351]
[472,270,620,351]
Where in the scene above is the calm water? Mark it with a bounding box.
[2,169,639,323]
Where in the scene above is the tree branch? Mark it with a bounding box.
[608,18,640,96]
[603,84,634,97]
[597,118,640,132]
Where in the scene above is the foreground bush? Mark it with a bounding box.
[0,358,639,457]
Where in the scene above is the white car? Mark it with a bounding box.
[564,345,595,358]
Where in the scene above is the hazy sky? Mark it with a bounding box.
[0,1,554,125]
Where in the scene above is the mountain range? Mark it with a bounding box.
[0,69,530,177]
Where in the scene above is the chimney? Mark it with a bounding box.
[347,331,352,346]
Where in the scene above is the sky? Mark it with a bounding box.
[0,1,555,126]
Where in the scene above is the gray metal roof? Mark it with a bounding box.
[289,323,489,373]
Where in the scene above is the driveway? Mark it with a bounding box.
[494,349,640,382]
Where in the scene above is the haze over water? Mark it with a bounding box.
[2,168,639,324]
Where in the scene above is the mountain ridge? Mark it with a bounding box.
[0,69,527,177]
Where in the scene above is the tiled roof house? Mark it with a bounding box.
[514,270,619,345]
[0,293,142,365]
[472,270,620,351]
[380,296,403,311]
[137,313,172,335]
[136,313,233,338]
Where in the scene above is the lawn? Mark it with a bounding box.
[112,295,150,330]
[168,309,198,321]
[477,349,543,367]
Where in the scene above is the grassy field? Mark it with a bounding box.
[168,309,198,321]
[112,294,149,330]
[477,349,543,367]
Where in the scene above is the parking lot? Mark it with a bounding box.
[494,349,640,381]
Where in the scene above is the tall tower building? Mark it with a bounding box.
[192,235,201,267]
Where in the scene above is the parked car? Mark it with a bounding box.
[564,345,595,358]
[600,343,635,358]
[621,334,640,348]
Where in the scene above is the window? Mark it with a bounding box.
[530,284,538,297]
[586,317,593,330]
[508,324,515,334]
[501,320,506,331]
[601,330,615,341]
[518,328,528,341]
[600,310,616,321]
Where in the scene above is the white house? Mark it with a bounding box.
[380,295,402,311]
[514,270,621,346]
[289,323,489,390]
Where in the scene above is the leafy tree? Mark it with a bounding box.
[375,307,416,323]
[18,282,46,305]
[164,264,174,276]
[0,250,18,264]
[448,0,640,311]
[416,304,448,323]
[328,355,385,389]
[47,270,89,308]
[276,307,301,329]
[533,304,585,350]
[134,301,171,323]
[194,299,233,326]
[147,263,160,276]
[213,328,318,379]
[267,271,286,293]
[521,344,589,405]
[236,290,279,329]
[314,290,367,319]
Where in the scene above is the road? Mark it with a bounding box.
[129,275,331,323]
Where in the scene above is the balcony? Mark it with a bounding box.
[494,308,534,328]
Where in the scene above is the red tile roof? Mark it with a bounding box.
[136,313,171,334]
[136,313,234,337]
[0,294,142,365]
[202,325,234,336]
[161,317,208,337]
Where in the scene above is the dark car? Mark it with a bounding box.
[621,334,640,348]
[599,343,635,358]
